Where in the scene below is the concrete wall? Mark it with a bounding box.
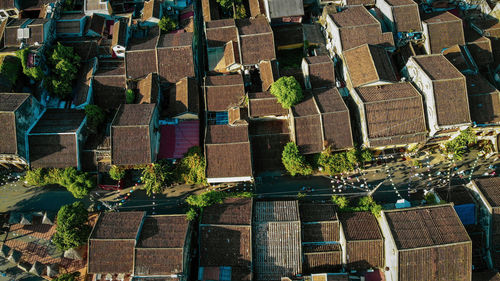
[379,211,399,281]
[16,96,43,161]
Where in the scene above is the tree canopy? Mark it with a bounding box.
[84,105,105,133]
[175,146,206,185]
[16,48,43,81]
[318,146,373,175]
[47,43,81,99]
[25,168,94,198]
[159,16,178,32]
[125,89,135,104]
[141,160,174,196]
[282,142,312,176]
[331,195,382,217]
[445,128,477,160]
[52,202,91,251]
[109,165,126,181]
[270,76,303,109]
[216,0,234,9]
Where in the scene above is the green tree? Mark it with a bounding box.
[24,168,94,198]
[445,128,477,160]
[0,56,21,86]
[158,16,178,32]
[282,142,313,176]
[216,0,234,9]
[16,48,43,81]
[331,195,349,209]
[47,43,81,99]
[360,148,373,163]
[52,202,91,251]
[125,89,135,104]
[235,4,246,19]
[141,160,174,196]
[84,105,105,133]
[270,76,303,109]
[109,165,126,181]
[175,146,206,184]
[53,273,80,281]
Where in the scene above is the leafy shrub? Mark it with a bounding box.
[297,192,306,200]
[125,89,135,104]
[159,16,178,32]
[84,105,105,133]
[216,0,233,9]
[331,195,349,209]
[186,208,197,221]
[175,146,206,184]
[270,76,303,109]
[331,195,382,217]
[53,272,80,281]
[141,160,174,196]
[445,128,477,160]
[46,43,81,99]
[52,202,91,251]
[282,142,313,176]
[318,147,371,175]
[24,168,94,198]
[235,4,246,19]
[16,48,43,81]
[109,165,126,181]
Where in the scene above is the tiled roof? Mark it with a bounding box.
[383,0,421,32]
[464,25,492,66]
[329,6,378,27]
[142,0,161,20]
[265,0,303,18]
[0,112,15,154]
[91,212,145,239]
[422,12,465,54]
[73,59,95,107]
[56,20,81,34]
[339,211,382,241]
[134,248,184,276]
[259,60,279,91]
[343,44,397,88]
[384,205,471,249]
[345,239,384,270]
[166,77,199,117]
[254,200,300,222]
[473,178,500,208]
[112,104,155,165]
[199,225,252,280]
[61,40,98,61]
[201,197,253,225]
[137,73,160,104]
[204,74,245,111]
[304,56,335,89]
[356,83,427,146]
[248,92,287,117]
[29,134,79,169]
[111,20,127,47]
[93,75,126,110]
[205,19,238,48]
[112,104,155,126]
[300,203,338,222]
[88,239,135,274]
[137,215,189,248]
[272,24,303,48]
[436,185,475,206]
[254,221,302,280]
[303,221,340,242]
[465,73,500,124]
[30,109,85,134]
[236,17,276,65]
[303,244,342,274]
[205,142,252,179]
[443,45,475,73]
[0,93,29,112]
[206,124,249,144]
[157,33,195,84]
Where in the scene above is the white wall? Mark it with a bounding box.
[376,0,395,32]
[379,212,399,281]
[406,58,438,135]
[422,22,431,55]
[352,88,370,147]
[325,15,342,55]
[302,59,311,89]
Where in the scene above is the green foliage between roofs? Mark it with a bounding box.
[282,142,313,176]
[125,89,135,104]
[109,165,126,181]
[235,4,247,19]
[331,195,382,217]
[445,128,477,161]
[16,48,44,81]
[271,76,303,109]
[52,272,80,281]
[46,43,81,99]
[185,190,254,220]
[25,168,94,199]
[52,202,91,251]
[141,160,174,196]
[84,105,105,133]
[174,146,206,185]
[216,0,234,9]
[159,16,178,32]
[424,192,438,205]
[0,55,21,86]
[318,146,373,175]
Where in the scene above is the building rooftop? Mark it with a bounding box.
[248,92,287,117]
[383,205,471,249]
[112,104,155,127]
[30,109,85,134]
[339,211,382,241]
[91,211,145,239]
[465,73,500,124]
[254,200,300,222]
[343,44,397,88]
[304,55,335,89]
[137,215,189,248]
[204,74,245,111]
[329,6,378,27]
[472,178,500,208]
[300,203,338,222]
[201,197,253,225]
[166,77,199,117]
[0,93,29,112]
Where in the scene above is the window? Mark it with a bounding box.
[207,111,228,125]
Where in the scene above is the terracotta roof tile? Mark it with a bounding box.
[141,0,161,20]
[339,211,382,241]
[166,77,199,117]
[137,215,189,248]
[304,56,335,89]
[0,112,15,154]
[303,245,342,274]
[259,60,279,91]
[303,221,340,242]
[88,239,135,274]
[466,73,500,124]
[135,248,184,276]
[91,212,145,239]
[384,205,471,249]
[343,44,397,88]
[248,92,287,117]
[201,197,253,225]
[29,134,79,169]
[300,203,338,222]
[329,6,378,27]
[254,200,300,222]
[422,12,465,54]
[206,124,249,144]
[473,178,500,208]
[236,17,276,65]
[205,142,252,179]
[93,75,126,110]
[391,2,421,32]
[204,74,245,111]
[137,73,160,104]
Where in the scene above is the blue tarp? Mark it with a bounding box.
[454,203,476,225]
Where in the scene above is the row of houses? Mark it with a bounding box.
[84,197,476,281]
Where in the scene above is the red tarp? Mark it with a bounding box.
[158,120,199,159]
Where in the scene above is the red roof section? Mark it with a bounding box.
[158,120,199,159]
